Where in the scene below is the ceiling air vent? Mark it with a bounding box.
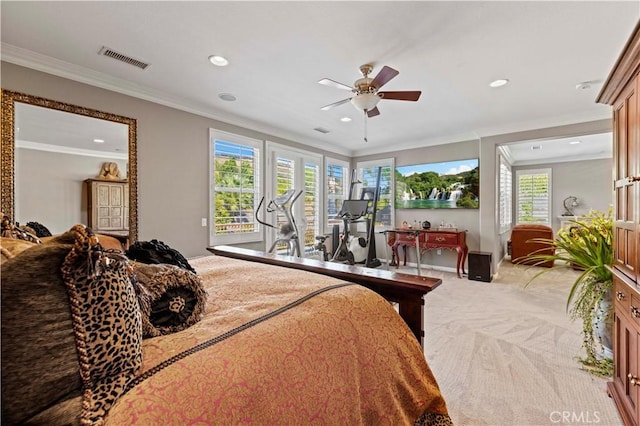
[314,127,330,134]
[98,46,150,70]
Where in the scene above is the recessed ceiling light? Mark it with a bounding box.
[575,80,602,90]
[340,117,352,122]
[208,55,229,66]
[218,93,236,102]
[569,140,582,145]
[93,138,105,143]
[489,79,509,88]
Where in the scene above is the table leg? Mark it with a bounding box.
[383,236,390,271]
[462,246,468,275]
[456,247,464,278]
[415,244,422,276]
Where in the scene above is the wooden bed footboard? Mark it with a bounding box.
[207,246,443,348]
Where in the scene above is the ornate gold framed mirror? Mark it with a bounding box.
[1,89,138,242]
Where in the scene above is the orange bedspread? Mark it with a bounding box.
[105,255,451,425]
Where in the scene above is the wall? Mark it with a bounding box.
[2,62,349,257]
[481,121,612,267]
[513,158,613,235]
[15,147,127,234]
[354,140,480,271]
[2,61,613,267]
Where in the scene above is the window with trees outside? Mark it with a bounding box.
[499,154,513,233]
[210,129,262,244]
[516,168,552,225]
[325,158,349,233]
[266,143,322,256]
[356,158,394,230]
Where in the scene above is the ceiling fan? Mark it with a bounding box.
[318,64,421,118]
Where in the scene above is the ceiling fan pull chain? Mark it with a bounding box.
[364,111,368,143]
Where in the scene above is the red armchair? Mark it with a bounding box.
[508,224,555,268]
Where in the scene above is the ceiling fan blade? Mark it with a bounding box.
[320,97,352,111]
[370,66,399,90]
[378,91,421,101]
[318,78,354,91]
[366,107,380,118]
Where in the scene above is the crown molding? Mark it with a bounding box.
[511,151,612,167]
[597,19,640,105]
[497,145,515,165]
[16,140,128,160]
[1,43,610,159]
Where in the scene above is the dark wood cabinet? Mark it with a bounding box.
[612,275,640,426]
[598,20,640,426]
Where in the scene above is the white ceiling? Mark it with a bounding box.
[1,1,637,161]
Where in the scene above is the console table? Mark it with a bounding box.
[207,245,443,348]
[388,229,468,278]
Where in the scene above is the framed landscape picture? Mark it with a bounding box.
[395,158,479,209]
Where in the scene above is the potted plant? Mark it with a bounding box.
[520,208,614,376]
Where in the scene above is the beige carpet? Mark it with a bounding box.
[413,260,622,426]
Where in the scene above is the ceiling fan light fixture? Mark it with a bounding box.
[351,93,380,111]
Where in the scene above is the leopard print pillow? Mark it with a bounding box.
[61,225,143,424]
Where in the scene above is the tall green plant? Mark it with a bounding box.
[521,209,614,376]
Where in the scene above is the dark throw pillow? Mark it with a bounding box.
[126,239,195,273]
[26,221,53,237]
[132,262,207,338]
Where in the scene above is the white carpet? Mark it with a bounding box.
[414,260,622,426]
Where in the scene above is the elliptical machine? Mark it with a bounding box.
[256,189,303,257]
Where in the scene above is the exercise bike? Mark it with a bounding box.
[255,189,303,257]
[331,199,370,264]
[330,167,383,268]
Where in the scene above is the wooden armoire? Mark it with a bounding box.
[84,178,129,232]
[597,20,640,426]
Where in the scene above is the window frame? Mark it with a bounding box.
[515,167,552,225]
[265,142,323,255]
[498,154,513,233]
[324,157,350,234]
[209,129,263,245]
[356,158,395,231]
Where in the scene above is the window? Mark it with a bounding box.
[303,162,321,249]
[210,129,262,244]
[499,155,513,233]
[325,158,349,233]
[356,158,394,230]
[516,168,552,225]
[266,143,322,256]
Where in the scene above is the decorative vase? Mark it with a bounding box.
[593,287,613,359]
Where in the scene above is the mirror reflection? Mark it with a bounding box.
[1,90,138,242]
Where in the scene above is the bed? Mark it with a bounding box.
[1,228,452,425]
